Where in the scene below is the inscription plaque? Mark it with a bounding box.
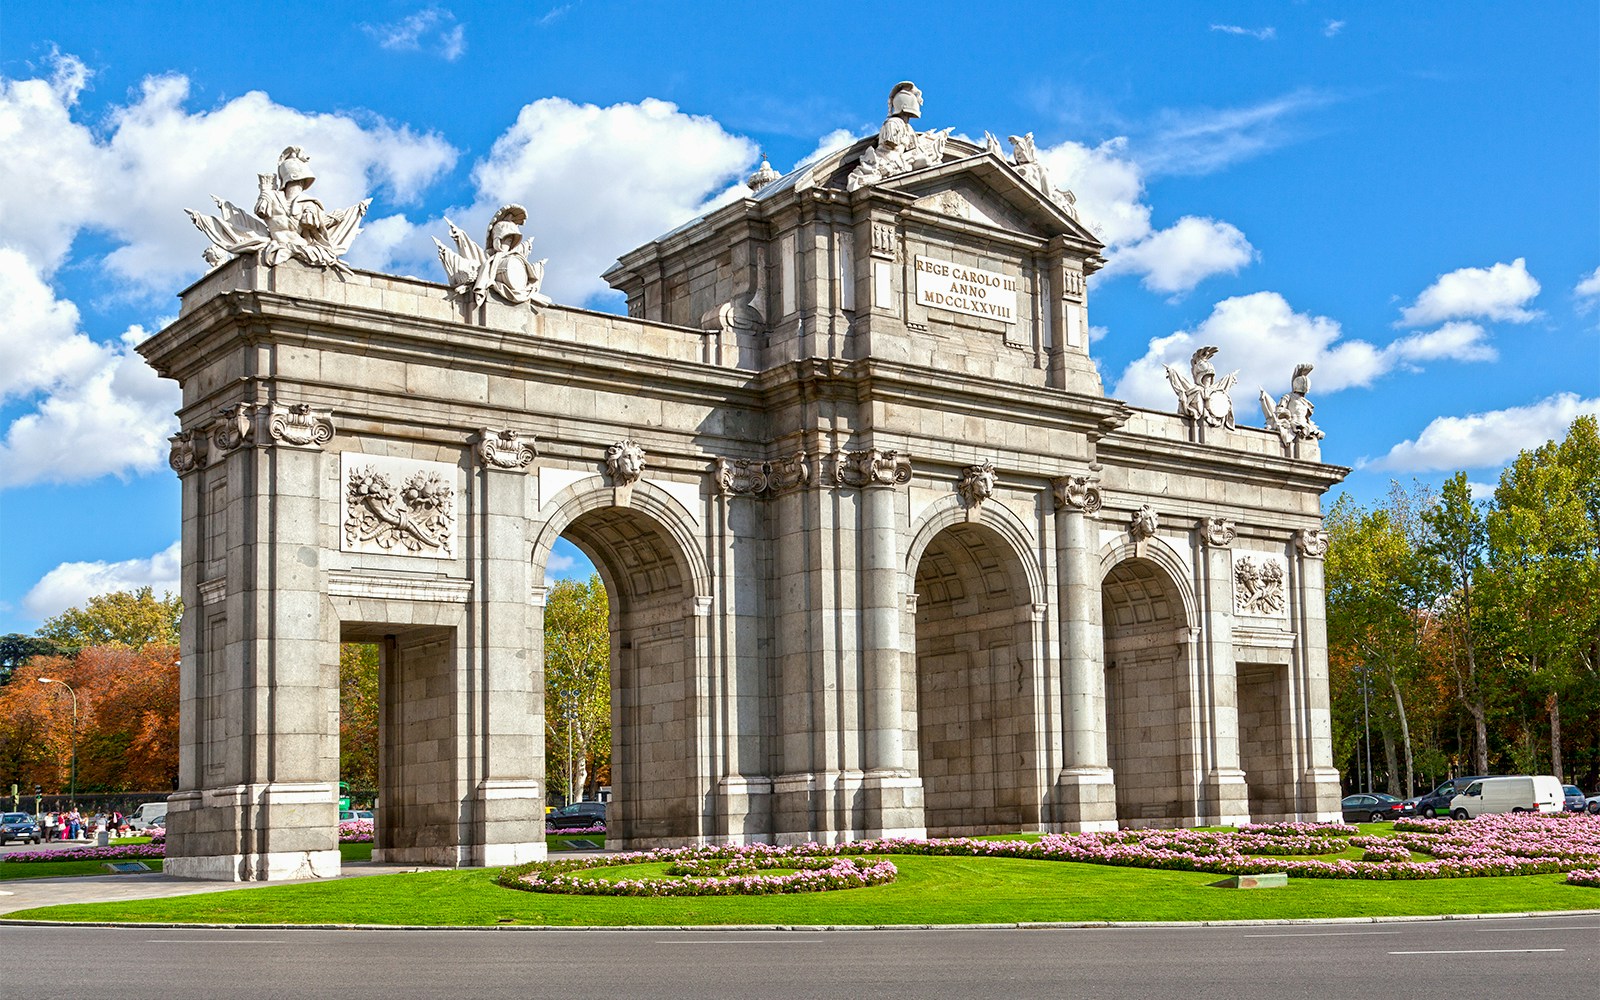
[914,255,1018,324]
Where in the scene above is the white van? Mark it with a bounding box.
[127,801,169,831]
[1448,775,1563,819]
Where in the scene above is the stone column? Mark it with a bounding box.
[1049,474,1117,831]
[1197,518,1251,826]
[470,429,545,866]
[711,454,797,842]
[770,463,823,844]
[1293,529,1343,821]
[842,449,925,838]
[166,402,341,882]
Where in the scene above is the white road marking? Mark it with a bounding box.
[146,939,285,944]
[1473,924,1599,931]
[654,938,837,944]
[1388,948,1565,955]
[1243,930,1401,937]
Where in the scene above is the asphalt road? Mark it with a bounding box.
[0,915,1593,999]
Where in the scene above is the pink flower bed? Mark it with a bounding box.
[501,844,897,897]
[546,823,606,836]
[500,813,1600,895]
[339,819,374,843]
[3,842,165,864]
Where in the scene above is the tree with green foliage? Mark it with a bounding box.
[0,633,60,685]
[340,643,380,791]
[1480,415,1600,780]
[1419,472,1491,774]
[544,575,610,802]
[37,587,182,650]
[1325,485,1446,794]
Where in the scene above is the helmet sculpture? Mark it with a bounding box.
[276,146,316,188]
[888,81,923,119]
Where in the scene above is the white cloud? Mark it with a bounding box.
[0,54,457,297]
[1211,24,1276,41]
[1039,137,1252,295]
[0,55,459,487]
[1135,89,1336,178]
[462,97,757,304]
[1110,291,1500,412]
[0,249,106,401]
[794,128,859,169]
[1574,265,1600,310]
[1325,20,1347,37]
[1100,215,1255,295]
[1398,257,1541,326]
[537,5,572,27]
[363,7,467,61]
[0,325,181,488]
[22,541,181,621]
[1039,137,1149,246]
[0,53,110,272]
[1383,321,1497,366]
[1365,392,1600,473]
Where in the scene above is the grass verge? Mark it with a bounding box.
[5,854,1591,925]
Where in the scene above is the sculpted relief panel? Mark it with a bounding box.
[1233,552,1288,617]
[340,453,458,559]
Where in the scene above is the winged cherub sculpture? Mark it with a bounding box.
[187,146,370,274]
[1164,345,1238,429]
[434,205,550,309]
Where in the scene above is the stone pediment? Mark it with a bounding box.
[878,154,1102,248]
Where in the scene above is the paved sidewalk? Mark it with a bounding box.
[0,860,447,916]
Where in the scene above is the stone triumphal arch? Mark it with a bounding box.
[145,86,1345,880]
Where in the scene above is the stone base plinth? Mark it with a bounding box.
[1302,766,1344,822]
[1050,767,1119,831]
[863,771,926,840]
[165,848,341,882]
[716,775,774,843]
[164,781,339,882]
[1202,768,1252,826]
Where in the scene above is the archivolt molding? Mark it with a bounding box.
[528,475,712,601]
[1096,534,1198,628]
[903,491,1045,607]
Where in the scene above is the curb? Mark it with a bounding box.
[3,909,1597,932]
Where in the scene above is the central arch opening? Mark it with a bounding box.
[553,504,702,848]
[1101,558,1192,827]
[911,521,1040,836]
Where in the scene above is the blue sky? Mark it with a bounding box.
[1,3,1596,634]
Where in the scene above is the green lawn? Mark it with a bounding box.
[6,852,1591,925]
[6,825,1592,926]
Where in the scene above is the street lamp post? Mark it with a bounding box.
[38,677,78,804]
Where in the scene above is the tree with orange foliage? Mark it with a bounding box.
[0,645,178,794]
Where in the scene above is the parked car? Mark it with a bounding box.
[1562,785,1586,813]
[547,801,607,830]
[0,812,41,845]
[1448,775,1563,819]
[1341,793,1404,823]
[1587,793,1600,815]
[127,801,168,832]
[1412,777,1490,818]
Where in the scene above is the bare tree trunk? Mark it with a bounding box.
[1381,730,1400,796]
[1463,642,1490,774]
[1548,692,1563,780]
[1385,671,1415,795]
